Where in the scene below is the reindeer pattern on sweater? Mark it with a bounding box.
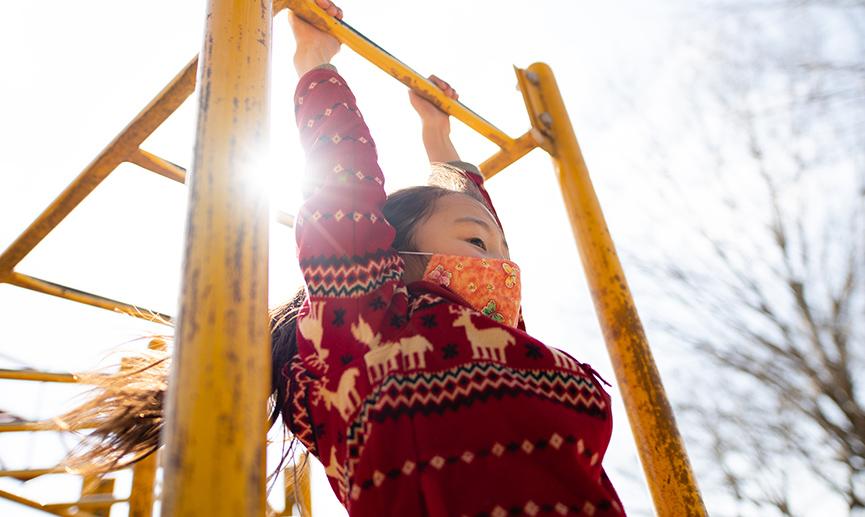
[285,67,625,517]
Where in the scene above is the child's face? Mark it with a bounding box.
[412,193,510,260]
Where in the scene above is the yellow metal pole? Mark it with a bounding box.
[160,0,272,515]
[283,0,516,150]
[283,454,311,517]
[2,272,172,324]
[0,59,198,275]
[126,339,161,517]
[0,468,65,481]
[80,475,114,517]
[129,452,158,517]
[124,153,297,228]
[518,63,707,516]
[478,129,547,180]
[0,421,63,432]
[0,488,74,516]
[128,148,187,183]
[0,368,81,383]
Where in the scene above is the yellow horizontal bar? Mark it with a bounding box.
[43,496,129,512]
[128,149,297,228]
[0,58,198,275]
[276,211,296,227]
[3,272,172,324]
[0,368,81,383]
[478,129,546,180]
[283,0,515,149]
[0,419,94,433]
[128,148,186,183]
[0,421,57,432]
[0,488,75,516]
[0,468,66,481]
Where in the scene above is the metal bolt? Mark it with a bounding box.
[539,112,553,128]
[526,71,540,85]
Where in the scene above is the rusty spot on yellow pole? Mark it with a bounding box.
[517,63,707,516]
[160,0,272,515]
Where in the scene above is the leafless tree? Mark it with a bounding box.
[617,1,865,515]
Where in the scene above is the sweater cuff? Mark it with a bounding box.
[445,160,484,181]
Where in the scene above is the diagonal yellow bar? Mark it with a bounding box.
[0,488,96,517]
[2,272,172,324]
[159,0,273,515]
[282,0,516,150]
[0,58,198,275]
[0,468,66,481]
[517,63,707,516]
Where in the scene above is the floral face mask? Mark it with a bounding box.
[401,252,522,328]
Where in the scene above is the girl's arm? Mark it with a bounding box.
[290,5,405,372]
[409,75,460,163]
[409,77,506,229]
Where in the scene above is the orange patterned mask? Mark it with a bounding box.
[402,252,522,328]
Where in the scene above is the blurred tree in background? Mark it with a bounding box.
[626,1,864,514]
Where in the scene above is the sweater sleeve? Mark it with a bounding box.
[292,67,406,371]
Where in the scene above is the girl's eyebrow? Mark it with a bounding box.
[454,216,492,230]
[454,216,510,251]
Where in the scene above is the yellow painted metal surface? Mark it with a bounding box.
[478,129,545,179]
[128,148,187,183]
[129,453,158,517]
[42,497,127,514]
[0,488,73,516]
[80,476,114,517]
[126,151,298,228]
[159,0,273,515]
[283,0,516,150]
[0,421,59,432]
[0,58,198,276]
[0,368,80,383]
[0,468,65,481]
[2,272,171,324]
[282,455,312,517]
[517,63,707,516]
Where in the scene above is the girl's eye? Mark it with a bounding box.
[468,238,487,251]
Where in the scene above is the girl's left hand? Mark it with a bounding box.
[290,0,343,76]
[409,75,458,134]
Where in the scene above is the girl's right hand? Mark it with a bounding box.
[290,0,343,76]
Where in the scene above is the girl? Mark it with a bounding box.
[66,1,625,515]
[281,3,624,515]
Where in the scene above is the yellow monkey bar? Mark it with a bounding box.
[0,0,705,515]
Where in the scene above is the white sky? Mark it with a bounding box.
[0,0,800,515]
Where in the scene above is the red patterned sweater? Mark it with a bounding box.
[285,67,625,517]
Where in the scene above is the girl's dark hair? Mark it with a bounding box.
[58,164,486,478]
